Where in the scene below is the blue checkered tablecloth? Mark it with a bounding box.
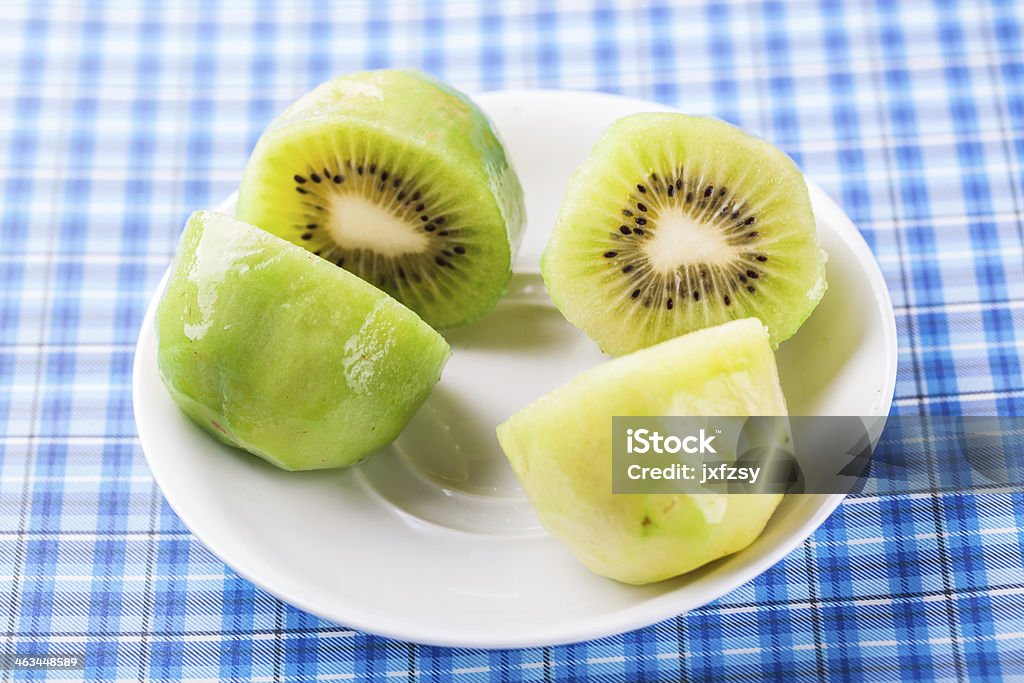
[1,0,1023,680]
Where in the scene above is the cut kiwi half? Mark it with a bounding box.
[542,113,826,355]
[237,69,525,329]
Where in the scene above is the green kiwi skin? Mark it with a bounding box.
[156,211,451,471]
[542,113,827,356]
[236,70,525,329]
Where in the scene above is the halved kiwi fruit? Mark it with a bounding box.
[237,69,525,329]
[542,113,827,355]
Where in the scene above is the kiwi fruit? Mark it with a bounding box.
[236,69,525,329]
[497,318,786,584]
[156,211,450,471]
[542,113,826,356]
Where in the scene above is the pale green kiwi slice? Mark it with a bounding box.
[496,318,785,585]
[542,113,827,355]
[236,69,525,329]
[156,211,450,471]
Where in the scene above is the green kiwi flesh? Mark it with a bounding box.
[156,211,450,471]
[496,318,786,584]
[237,69,525,329]
[542,113,827,355]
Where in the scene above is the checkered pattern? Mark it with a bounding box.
[1,0,1022,680]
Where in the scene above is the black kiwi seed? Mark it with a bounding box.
[369,163,377,174]
[412,191,421,200]
[685,192,694,202]
[311,173,322,183]
[622,265,634,274]
[437,231,449,236]
[637,184,647,193]
[675,179,683,190]
[724,295,731,306]
[739,275,747,283]
[634,228,645,235]
[421,215,430,222]
[398,267,406,279]
[666,298,673,310]
[306,223,317,229]
[296,187,308,194]
[704,186,714,198]
[435,256,448,267]
[442,250,453,257]
[747,231,759,238]
[745,216,756,225]
[719,188,727,196]
[756,255,768,262]
[635,217,647,226]
[294,175,307,183]
[333,175,343,183]
[415,203,425,211]
[623,209,633,217]
[425,224,436,232]
[637,203,648,212]
[604,251,617,258]
[747,286,756,293]
[357,166,364,174]
[631,289,641,299]
[667,186,675,197]
[393,178,401,188]
[301,233,312,241]
[435,217,445,225]
[620,226,632,235]
[380,171,388,181]
[454,246,466,254]
[747,270,758,278]
[693,291,700,301]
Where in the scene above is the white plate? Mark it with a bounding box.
[133,90,898,649]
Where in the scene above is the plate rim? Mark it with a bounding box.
[132,88,898,648]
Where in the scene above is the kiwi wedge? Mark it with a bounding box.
[497,318,785,584]
[156,211,450,471]
[542,113,826,355]
[236,69,525,329]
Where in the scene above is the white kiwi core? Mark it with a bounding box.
[642,208,736,272]
[327,194,428,256]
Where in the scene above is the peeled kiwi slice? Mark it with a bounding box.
[542,113,827,356]
[237,69,525,329]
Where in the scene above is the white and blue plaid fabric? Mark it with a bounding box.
[1,1,1023,680]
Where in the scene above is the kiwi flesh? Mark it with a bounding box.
[542,113,826,355]
[236,69,525,329]
[496,318,786,584]
[156,211,450,471]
